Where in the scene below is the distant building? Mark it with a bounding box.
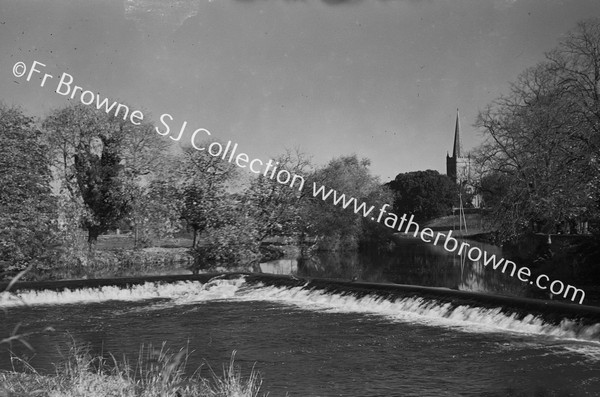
[446,109,481,208]
[446,109,472,184]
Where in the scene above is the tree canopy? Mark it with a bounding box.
[474,18,600,239]
[305,155,393,250]
[387,170,457,222]
[44,105,132,243]
[0,103,60,276]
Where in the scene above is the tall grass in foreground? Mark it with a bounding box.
[0,342,264,397]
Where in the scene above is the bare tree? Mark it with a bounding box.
[475,65,582,236]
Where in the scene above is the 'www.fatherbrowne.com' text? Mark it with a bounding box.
[312,183,586,305]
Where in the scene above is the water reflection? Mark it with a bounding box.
[259,259,297,275]
[260,237,526,298]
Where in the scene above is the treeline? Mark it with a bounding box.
[0,103,394,279]
[473,18,600,242]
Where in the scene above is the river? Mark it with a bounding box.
[1,239,599,396]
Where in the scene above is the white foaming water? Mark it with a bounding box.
[0,277,245,308]
[3,277,600,345]
[233,282,600,343]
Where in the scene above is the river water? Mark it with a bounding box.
[264,238,525,297]
[1,239,600,396]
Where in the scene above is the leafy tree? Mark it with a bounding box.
[74,133,130,242]
[44,104,131,244]
[242,148,312,242]
[190,148,313,270]
[119,121,176,247]
[305,155,392,251]
[178,142,239,248]
[476,172,511,209]
[0,104,60,277]
[177,141,269,270]
[132,177,183,246]
[358,181,396,250]
[190,198,261,272]
[386,170,457,222]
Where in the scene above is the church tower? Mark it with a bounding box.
[446,109,471,184]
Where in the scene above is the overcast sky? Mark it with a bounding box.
[1,0,599,182]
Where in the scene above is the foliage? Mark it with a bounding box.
[44,105,132,244]
[182,182,224,247]
[0,342,263,397]
[133,177,184,248]
[51,195,92,273]
[119,121,177,247]
[190,200,262,271]
[357,180,396,250]
[474,19,600,240]
[242,148,312,241]
[176,142,261,270]
[304,154,392,251]
[0,103,61,278]
[75,133,130,242]
[476,172,511,209]
[386,170,457,222]
[546,18,600,229]
[179,142,239,248]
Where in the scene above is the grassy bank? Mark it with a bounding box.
[0,343,264,397]
[15,233,286,281]
[12,234,196,281]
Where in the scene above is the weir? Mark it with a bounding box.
[3,272,600,332]
[244,274,600,327]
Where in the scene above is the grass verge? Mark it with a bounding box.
[0,342,263,397]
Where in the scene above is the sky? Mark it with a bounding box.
[1,0,599,182]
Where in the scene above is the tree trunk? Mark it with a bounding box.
[88,226,101,247]
[131,195,139,248]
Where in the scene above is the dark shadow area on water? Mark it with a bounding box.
[261,237,593,304]
[264,238,522,294]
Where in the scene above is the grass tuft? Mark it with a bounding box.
[202,351,262,397]
[0,342,264,397]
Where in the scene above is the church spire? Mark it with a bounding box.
[452,108,462,158]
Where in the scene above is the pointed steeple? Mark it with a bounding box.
[452,108,462,158]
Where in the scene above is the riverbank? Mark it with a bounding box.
[0,343,262,397]
[503,233,600,303]
[15,233,292,281]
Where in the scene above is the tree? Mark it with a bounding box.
[475,54,598,238]
[44,104,131,244]
[471,18,600,239]
[546,18,600,224]
[0,104,60,277]
[191,148,314,270]
[476,172,511,209]
[132,177,183,247]
[304,155,392,251]
[190,197,262,272]
[386,170,457,222]
[242,148,312,242]
[178,141,239,248]
[119,121,176,247]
